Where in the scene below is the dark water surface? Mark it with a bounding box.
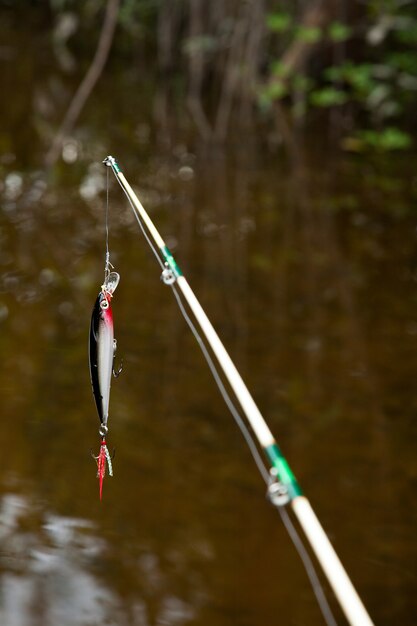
[1,13,417,626]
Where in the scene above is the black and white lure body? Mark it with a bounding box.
[89,271,121,499]
[89,272,120,427]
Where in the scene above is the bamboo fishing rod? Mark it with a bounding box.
[103,155,374,626]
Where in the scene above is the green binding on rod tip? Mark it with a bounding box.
[265,443,303,500]
[162,245,183,277]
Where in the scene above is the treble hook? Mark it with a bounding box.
[90,447,115,461]
[113,358,123,378]
[112,338,123,378]
[91,438,115,500]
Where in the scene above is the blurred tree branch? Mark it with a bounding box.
[279,0,336,75]
[45,0,120,168]
[187,0,212,140]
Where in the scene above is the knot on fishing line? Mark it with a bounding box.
[267,468,290,507]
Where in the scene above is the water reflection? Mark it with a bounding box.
[0,494,111,625]
[0,493,198,626]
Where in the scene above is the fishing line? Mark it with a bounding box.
[170,283,271,484]
[117,172,270,479]
[113,172,165,272]
[115,171,270,480]
[113,167,338,626]
[105,165,111,279]
[278,505,338,626]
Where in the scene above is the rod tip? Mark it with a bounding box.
[103,155,116,167]
[103,155,121,173]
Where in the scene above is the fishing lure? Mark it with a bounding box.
[89,270,122,499]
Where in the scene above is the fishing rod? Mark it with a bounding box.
[103,155,374,626]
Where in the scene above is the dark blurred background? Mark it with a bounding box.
[0,2,416,625]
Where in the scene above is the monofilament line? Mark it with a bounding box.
[105,164,110,279]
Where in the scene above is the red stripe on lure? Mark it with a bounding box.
[89,271,121,499]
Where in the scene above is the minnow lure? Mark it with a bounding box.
[89,270,122,499]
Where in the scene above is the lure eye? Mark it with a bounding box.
[100,298,109,310]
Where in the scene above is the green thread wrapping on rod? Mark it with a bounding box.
[162,245,183,277]
[265,443,303,499]
[112,159,121,173]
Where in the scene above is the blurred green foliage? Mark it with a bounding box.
[343,127,412,151]
[263,0,417,151]
[266,11,292,33]
[3,0,416,150]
